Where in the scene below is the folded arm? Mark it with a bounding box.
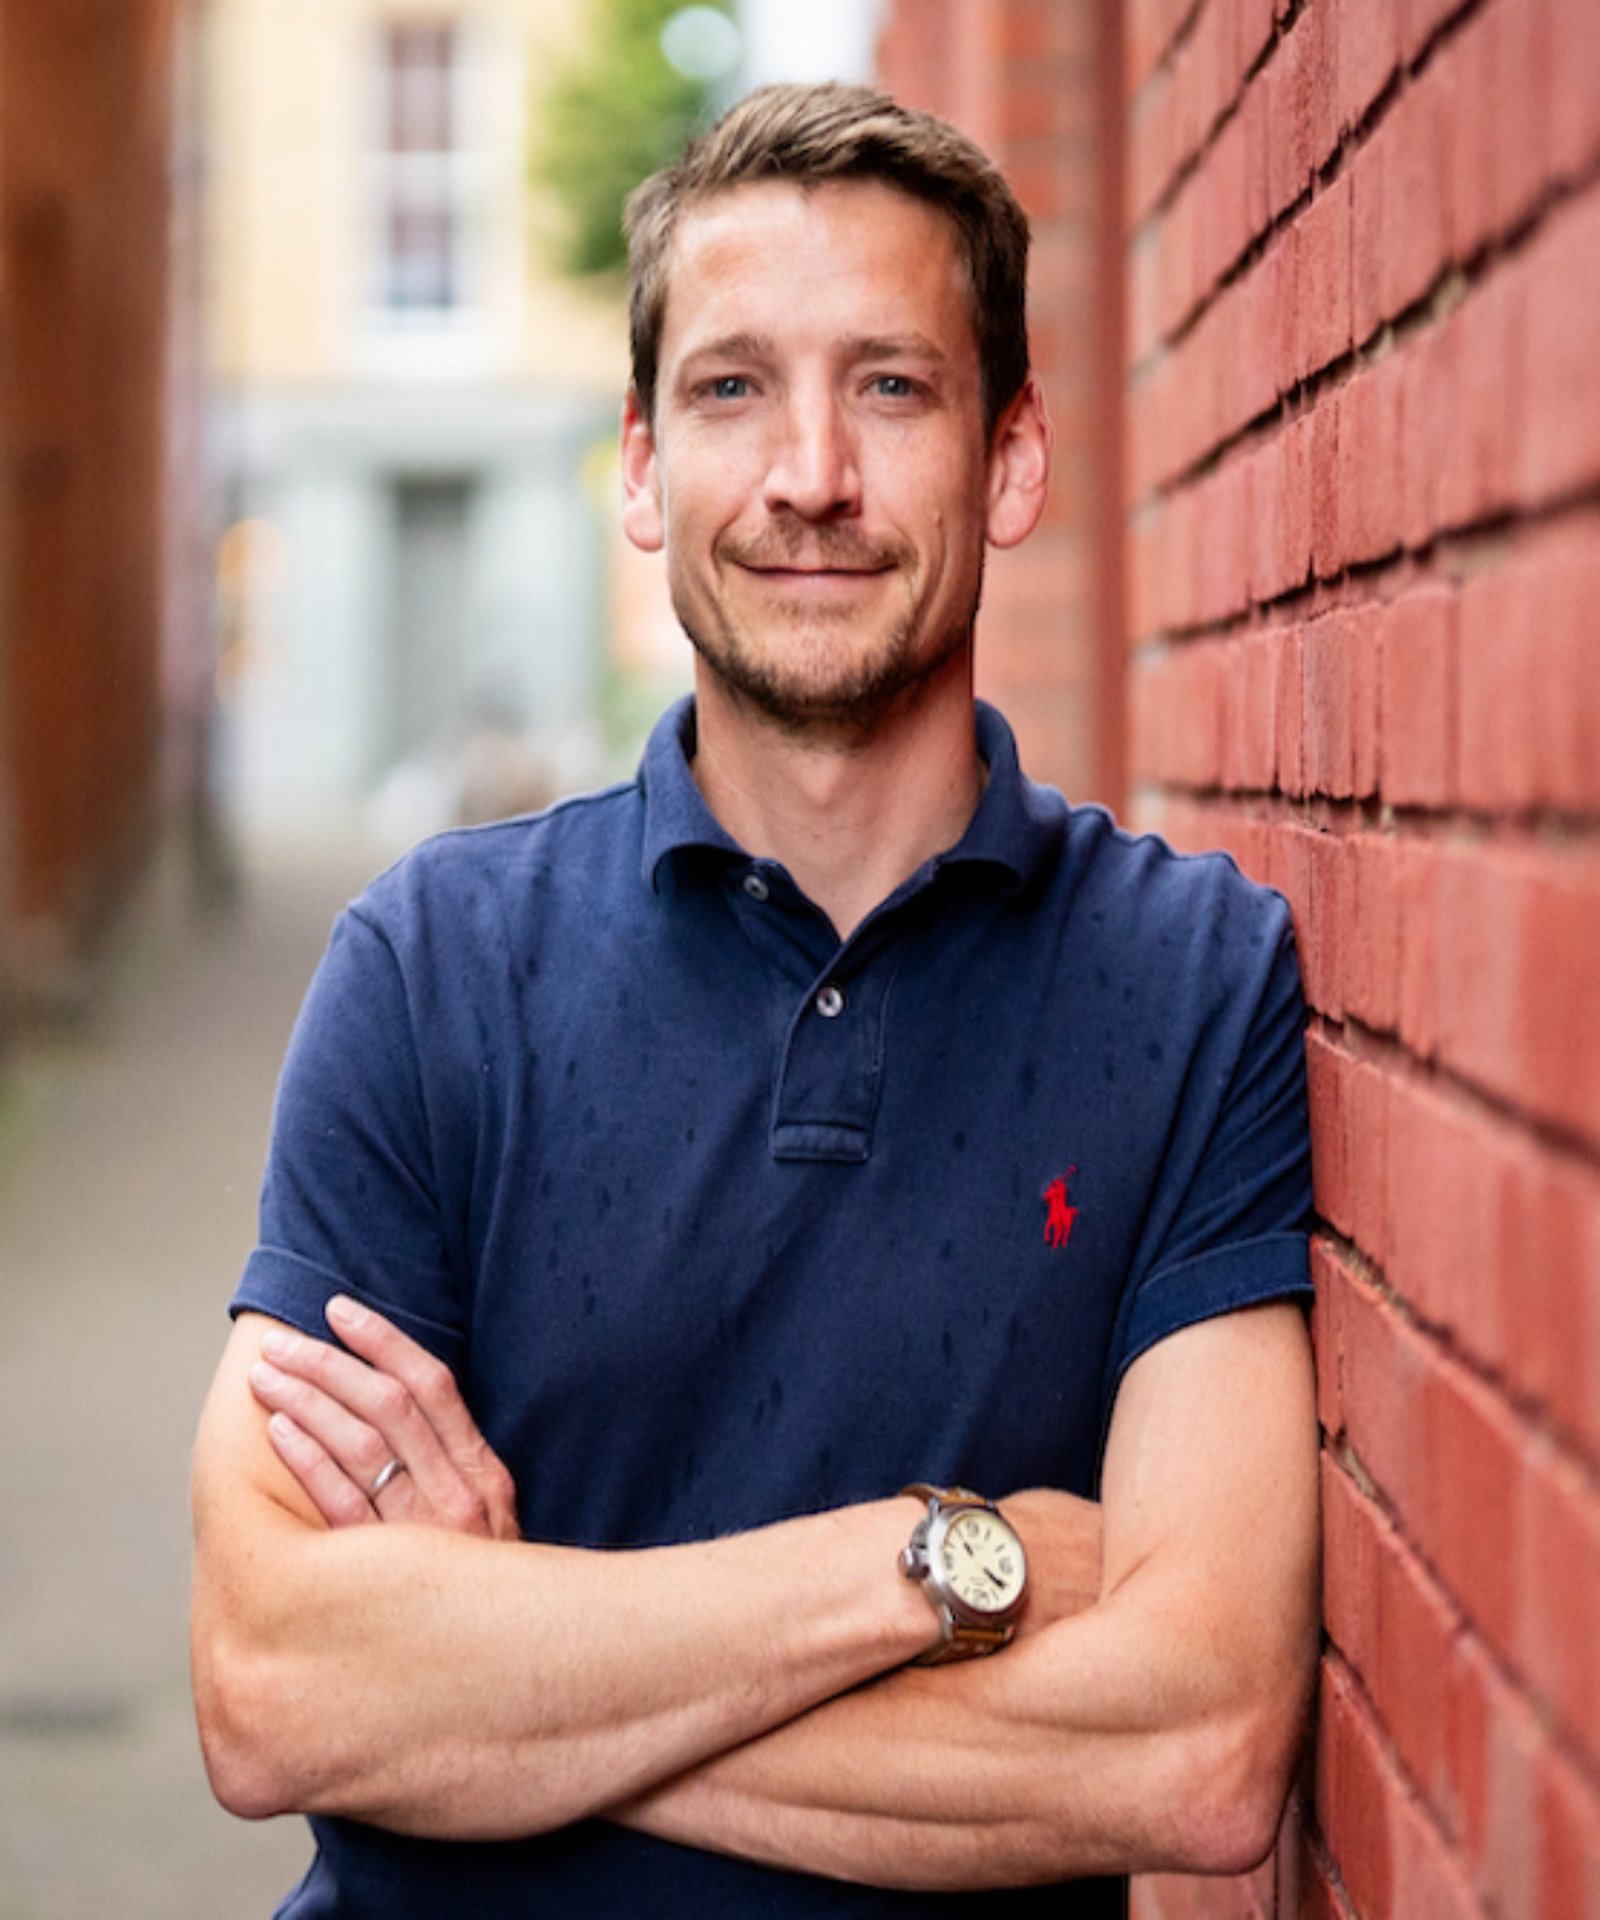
[222,1294,1317,1886]
[612,1301,1319,1887]
[190,1307,940,1841]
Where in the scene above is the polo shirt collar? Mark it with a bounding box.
[639,695,1057,894]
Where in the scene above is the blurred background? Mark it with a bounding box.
[3,0,1598,1915]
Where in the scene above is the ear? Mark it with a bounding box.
[621,387,665,554]
[985,376,1052,551]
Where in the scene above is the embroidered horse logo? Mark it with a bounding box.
[1042,1168,1078,1249]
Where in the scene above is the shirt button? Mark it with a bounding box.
[741,872,770,903]
[815,984,845,1019]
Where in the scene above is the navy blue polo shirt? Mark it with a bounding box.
[233,698,1312,1919]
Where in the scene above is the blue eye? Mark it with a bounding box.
[710,375,748,400]
[873,375,916,399]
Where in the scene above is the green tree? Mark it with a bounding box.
[534,0,731,279]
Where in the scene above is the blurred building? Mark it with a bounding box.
[203,0,632,838]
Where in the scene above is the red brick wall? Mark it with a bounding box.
[1125,0,1600,1915]
[0,0,179,986]
[878,0,1125,806]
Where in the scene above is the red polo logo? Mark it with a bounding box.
[1043,1168,1078,1249]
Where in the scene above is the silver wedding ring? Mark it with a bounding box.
[369,1457,408,1500]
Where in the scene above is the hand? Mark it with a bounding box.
[997,1486,1104,1634]
[247,1297,521,1540]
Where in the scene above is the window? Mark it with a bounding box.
[370,21,468,315]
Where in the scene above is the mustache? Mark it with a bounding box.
[718,522,910,572]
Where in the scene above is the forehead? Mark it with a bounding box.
[656,179,975,367]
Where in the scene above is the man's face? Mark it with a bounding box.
[622,179,1006,736]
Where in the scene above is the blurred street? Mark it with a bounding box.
[0,836,385,1919]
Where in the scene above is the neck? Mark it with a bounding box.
[689,659,986,941]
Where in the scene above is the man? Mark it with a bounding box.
[192,84,1318,1917]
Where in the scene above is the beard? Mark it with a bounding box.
[674,519,984,740]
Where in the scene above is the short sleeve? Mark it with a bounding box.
[1110,915,1314,1388]
[230,906,467,1368]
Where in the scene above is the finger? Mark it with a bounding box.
[265,1412,378,1530]
[325,1296,486,1463]
[251,1342,471,1526]
[326,1297,520,1537]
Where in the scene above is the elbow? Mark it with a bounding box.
[1165,1697,1303,1876]
[192,1631,314,1822]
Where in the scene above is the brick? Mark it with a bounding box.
[1522,188,1600,507]
[1232,630,1279,789]
[1235,253,1281,429]
[1450,1634,1543,1914]
[1256,412,1314,605]
[1336,353,1406,567]
[1352,602,1382,799]
[1154,181,1198,341]
[1498,1144,1600,1472]
[1516,1440,1600,1773]
[1324,1456,1459,1811]
[1449,0,1555,256]
[1384,1075,1506,1342]
[1436,846,1600,1155]
[1310,391,1342,578]
[1347,1057,1390,1264]
[1424,1359,1520,1656]
[1322,1452,1378,1671]
[1547,0,1600,180]
[1335,0,1402,135]
[1538,1742,1600,1920]
[1343,833,1400,1034]
[1348,120,1390,349]
[1432,262,1529,534]
[1317,1659,1398,1920]
[1390,1783,1483,1920]
[1374,1509,1460,1819]
[1312,1234,1349,1439]
[1338,1257,1429,1512]
[1198,456,1253,626]
[1398,322,1451,549]
[1204,106,1251,295]
[1237,0,1276,81]
[1304,611,1356,798]
[1295,174,1353,384]
[1380,586,1457,810]
[1377,59,1454,325]
[1276,624,1307,796]
[1396,836,1441,1061]
[1240,66,1272,248]
[1307,1028,1351,1231]
[1266,8,1317,219]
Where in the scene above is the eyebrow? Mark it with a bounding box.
[677,332,774,371]
[676,331,952,373]
[848,334,950,364]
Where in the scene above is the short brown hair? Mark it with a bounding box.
[623,83,1031,439]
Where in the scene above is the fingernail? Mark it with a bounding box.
[250,1360,283,1390]
[327,1295,365,1328]
[261,1330,295,1362]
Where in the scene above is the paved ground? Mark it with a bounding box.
[0,835,389,1919]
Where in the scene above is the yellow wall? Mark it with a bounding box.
[205,0,628,391]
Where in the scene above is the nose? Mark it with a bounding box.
[762,390,861,522]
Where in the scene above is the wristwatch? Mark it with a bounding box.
[898,1483,1029,1664]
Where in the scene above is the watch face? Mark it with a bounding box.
[938,1508,1026,1616]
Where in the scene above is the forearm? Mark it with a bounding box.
[615,1573,1312,1889]
[193,1329,932,1840]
